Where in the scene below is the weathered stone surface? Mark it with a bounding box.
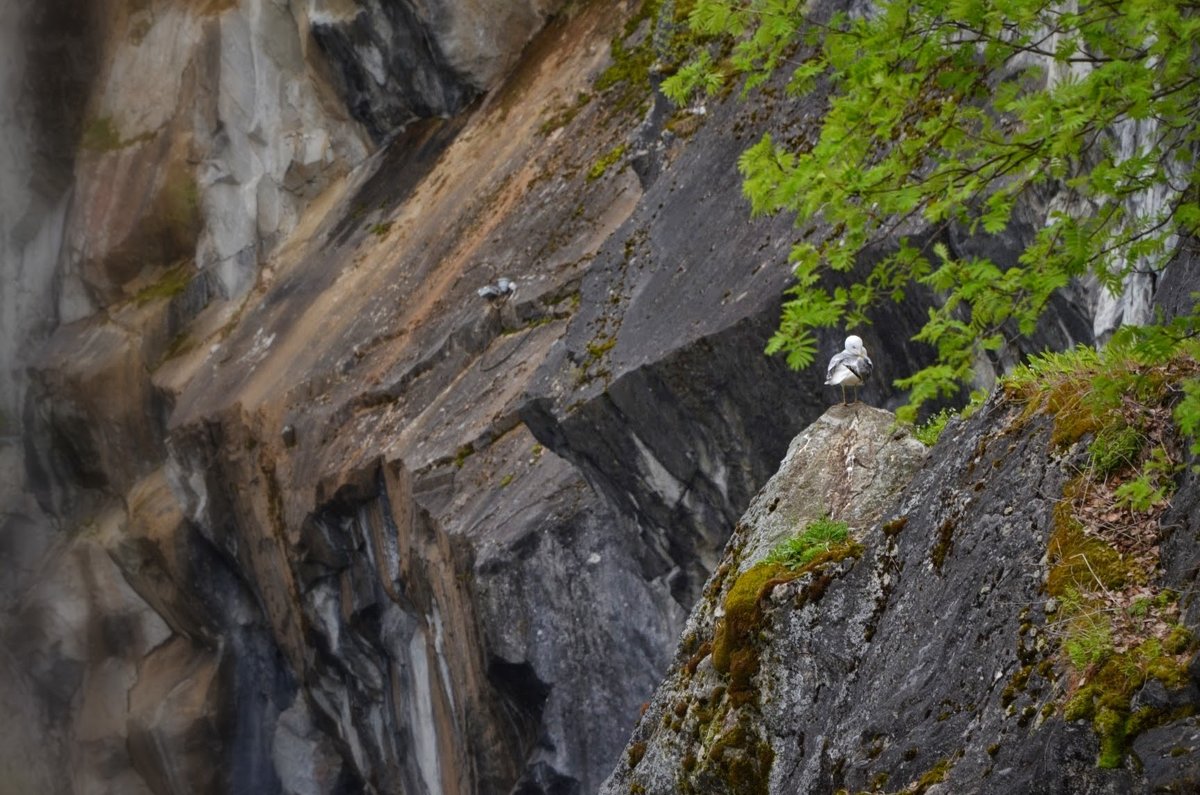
[601,392,1200,794]
[271,697,347,795]
[127,637,222,795]
[2,534,171,795]
[1132,716,1200,792]
[733,404,928,568]
[597,403,929,795]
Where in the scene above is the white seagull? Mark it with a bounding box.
[825,334,873,405]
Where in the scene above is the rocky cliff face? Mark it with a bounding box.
[1,0,1193,794]
[601,398,1200,795]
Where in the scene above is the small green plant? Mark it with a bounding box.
[1064,614,1114,670]
[584,334,616,362]
[1113,447,1182,511]
[367,221,392,237]
[912,389,986,446]
[764,517,850,570]
[914,408,954,447]
[1088,424,1145,478]
[1128,598,1151,619]
[453,443,474,469]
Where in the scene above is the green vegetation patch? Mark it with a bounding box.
[711,518,861,706]
[595,0,709,116]
[659,0,1200,427]
[1004,343,1200,768]
[762,516,850,569]
[914,408,955,447]
[587,142,628,181]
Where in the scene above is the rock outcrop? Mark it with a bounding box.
[601,397,1200,794]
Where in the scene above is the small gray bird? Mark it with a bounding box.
[825,334,873,405]
[477,277,516,302]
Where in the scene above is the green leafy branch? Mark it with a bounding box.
[666,0,1200,422]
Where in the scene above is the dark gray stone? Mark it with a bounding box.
[1132,716,1200,794]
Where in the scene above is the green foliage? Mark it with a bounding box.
[1174,377,1200,459]
[669,0,1200,420]
[1113,446,1181,511]
[1003,338,1200,459]
[596,0,707,114]
[1088,424,1145,478]
[914,408,954,447]
[1019,340,1199,767]
[1064,613,1114,670]
[763,516,849,569]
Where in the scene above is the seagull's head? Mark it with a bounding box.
[845,334,865,354]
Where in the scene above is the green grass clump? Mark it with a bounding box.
[763,517,850,569]
[1088,424,1145,478]
[1064,614,1114,670]
[914,408,954,446]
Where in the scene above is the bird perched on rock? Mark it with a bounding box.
[477,277,516,302]
[825,334,873,404]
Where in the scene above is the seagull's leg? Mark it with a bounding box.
[841,384,848,405]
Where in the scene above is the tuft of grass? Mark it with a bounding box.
[1064,613,1114,670]
[763,517,851,570]
[914,408,954,446]
[1088,424,1145,478]
[912,390,986,447]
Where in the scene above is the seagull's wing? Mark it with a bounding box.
[825,350,852,383]
[849,353,873,382]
